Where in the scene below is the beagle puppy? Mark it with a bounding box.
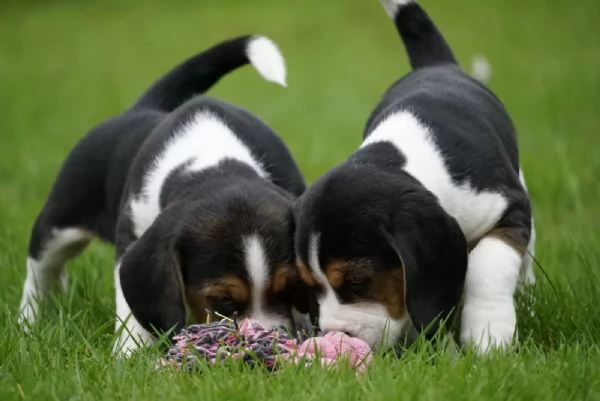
[18,35,315,356]
[294,0,536,353]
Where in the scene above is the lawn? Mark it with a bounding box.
[1,0,600,399]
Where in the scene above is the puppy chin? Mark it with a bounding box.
[318,303,407,350]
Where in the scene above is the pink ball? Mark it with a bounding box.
[297,331,373,373]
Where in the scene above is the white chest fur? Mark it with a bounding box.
[128,111,268,238]
[361,111,508,243]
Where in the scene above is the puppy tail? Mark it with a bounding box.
[378,0,457,69]
[132,35,287,112]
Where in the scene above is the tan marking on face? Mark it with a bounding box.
[488,227,528,256]
[264,263,320,324]
[258,265,292,325]
[269,264,291,294]
[184,287,208,323]
[185,275,251,322]
[296,258,317,286]
[202,275,251,304]
[329,259,405,320]
[368,268,405,319]
[325,260,346,289]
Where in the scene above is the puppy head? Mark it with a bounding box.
[119,184,317,338]
[294,164,468,350]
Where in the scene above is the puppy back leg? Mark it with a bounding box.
[518,218,536,290]
[460,207,532,353]
[19,215,93,329]
[18,145,108,329]
[517,170,536,290]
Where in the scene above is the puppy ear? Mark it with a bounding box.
[382,207,468,339]
[119,211,186,337]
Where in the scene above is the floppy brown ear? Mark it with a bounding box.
[119,212,186,337]
[382,207,468,339]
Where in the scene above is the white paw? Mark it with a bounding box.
[112,320,155,358]
[17,300,38,332]
[112,336,139,358]
[112,331,151,357]
[18,281,41,332]
[519,266,536,289]
[460,302,516,354]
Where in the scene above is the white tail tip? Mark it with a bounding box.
[378,0,415,17]
[246,36,287,87]
[471,54,492,84]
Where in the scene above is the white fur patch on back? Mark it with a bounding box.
[243,235,289,329]
[308,233,408,350]
[361,111,508,242]
[378,0,414,17]
[129,111,268,238]
[246,36,287,87]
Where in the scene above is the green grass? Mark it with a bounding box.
[1,0,600,399]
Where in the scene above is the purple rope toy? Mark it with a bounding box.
[158,314,373,373]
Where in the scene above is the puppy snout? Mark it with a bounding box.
[319,319,353,337]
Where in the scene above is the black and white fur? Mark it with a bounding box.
[18,35,314,355]
[294,0,535,353]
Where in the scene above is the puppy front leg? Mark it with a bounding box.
[112,263,155,357]
[460,225,530,353]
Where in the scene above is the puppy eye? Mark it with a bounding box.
[209,296,238,317]
[347,280,369,296]
[348,280,369,295]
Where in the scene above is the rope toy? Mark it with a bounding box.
[158,314,373,373]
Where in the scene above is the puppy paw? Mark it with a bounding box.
[17,303,37,333]
[17,288,41,333]
[112,322,155,358]
[460,302,516,354]
[112,334,143,358]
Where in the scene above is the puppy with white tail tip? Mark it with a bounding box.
[294,0,535,354]
[18,35,317,356]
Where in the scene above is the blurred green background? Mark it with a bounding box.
[0,1,599,399]
[1,0,599,330]
[2,0,599,282]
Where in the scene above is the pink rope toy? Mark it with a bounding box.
[158,316,373,373]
